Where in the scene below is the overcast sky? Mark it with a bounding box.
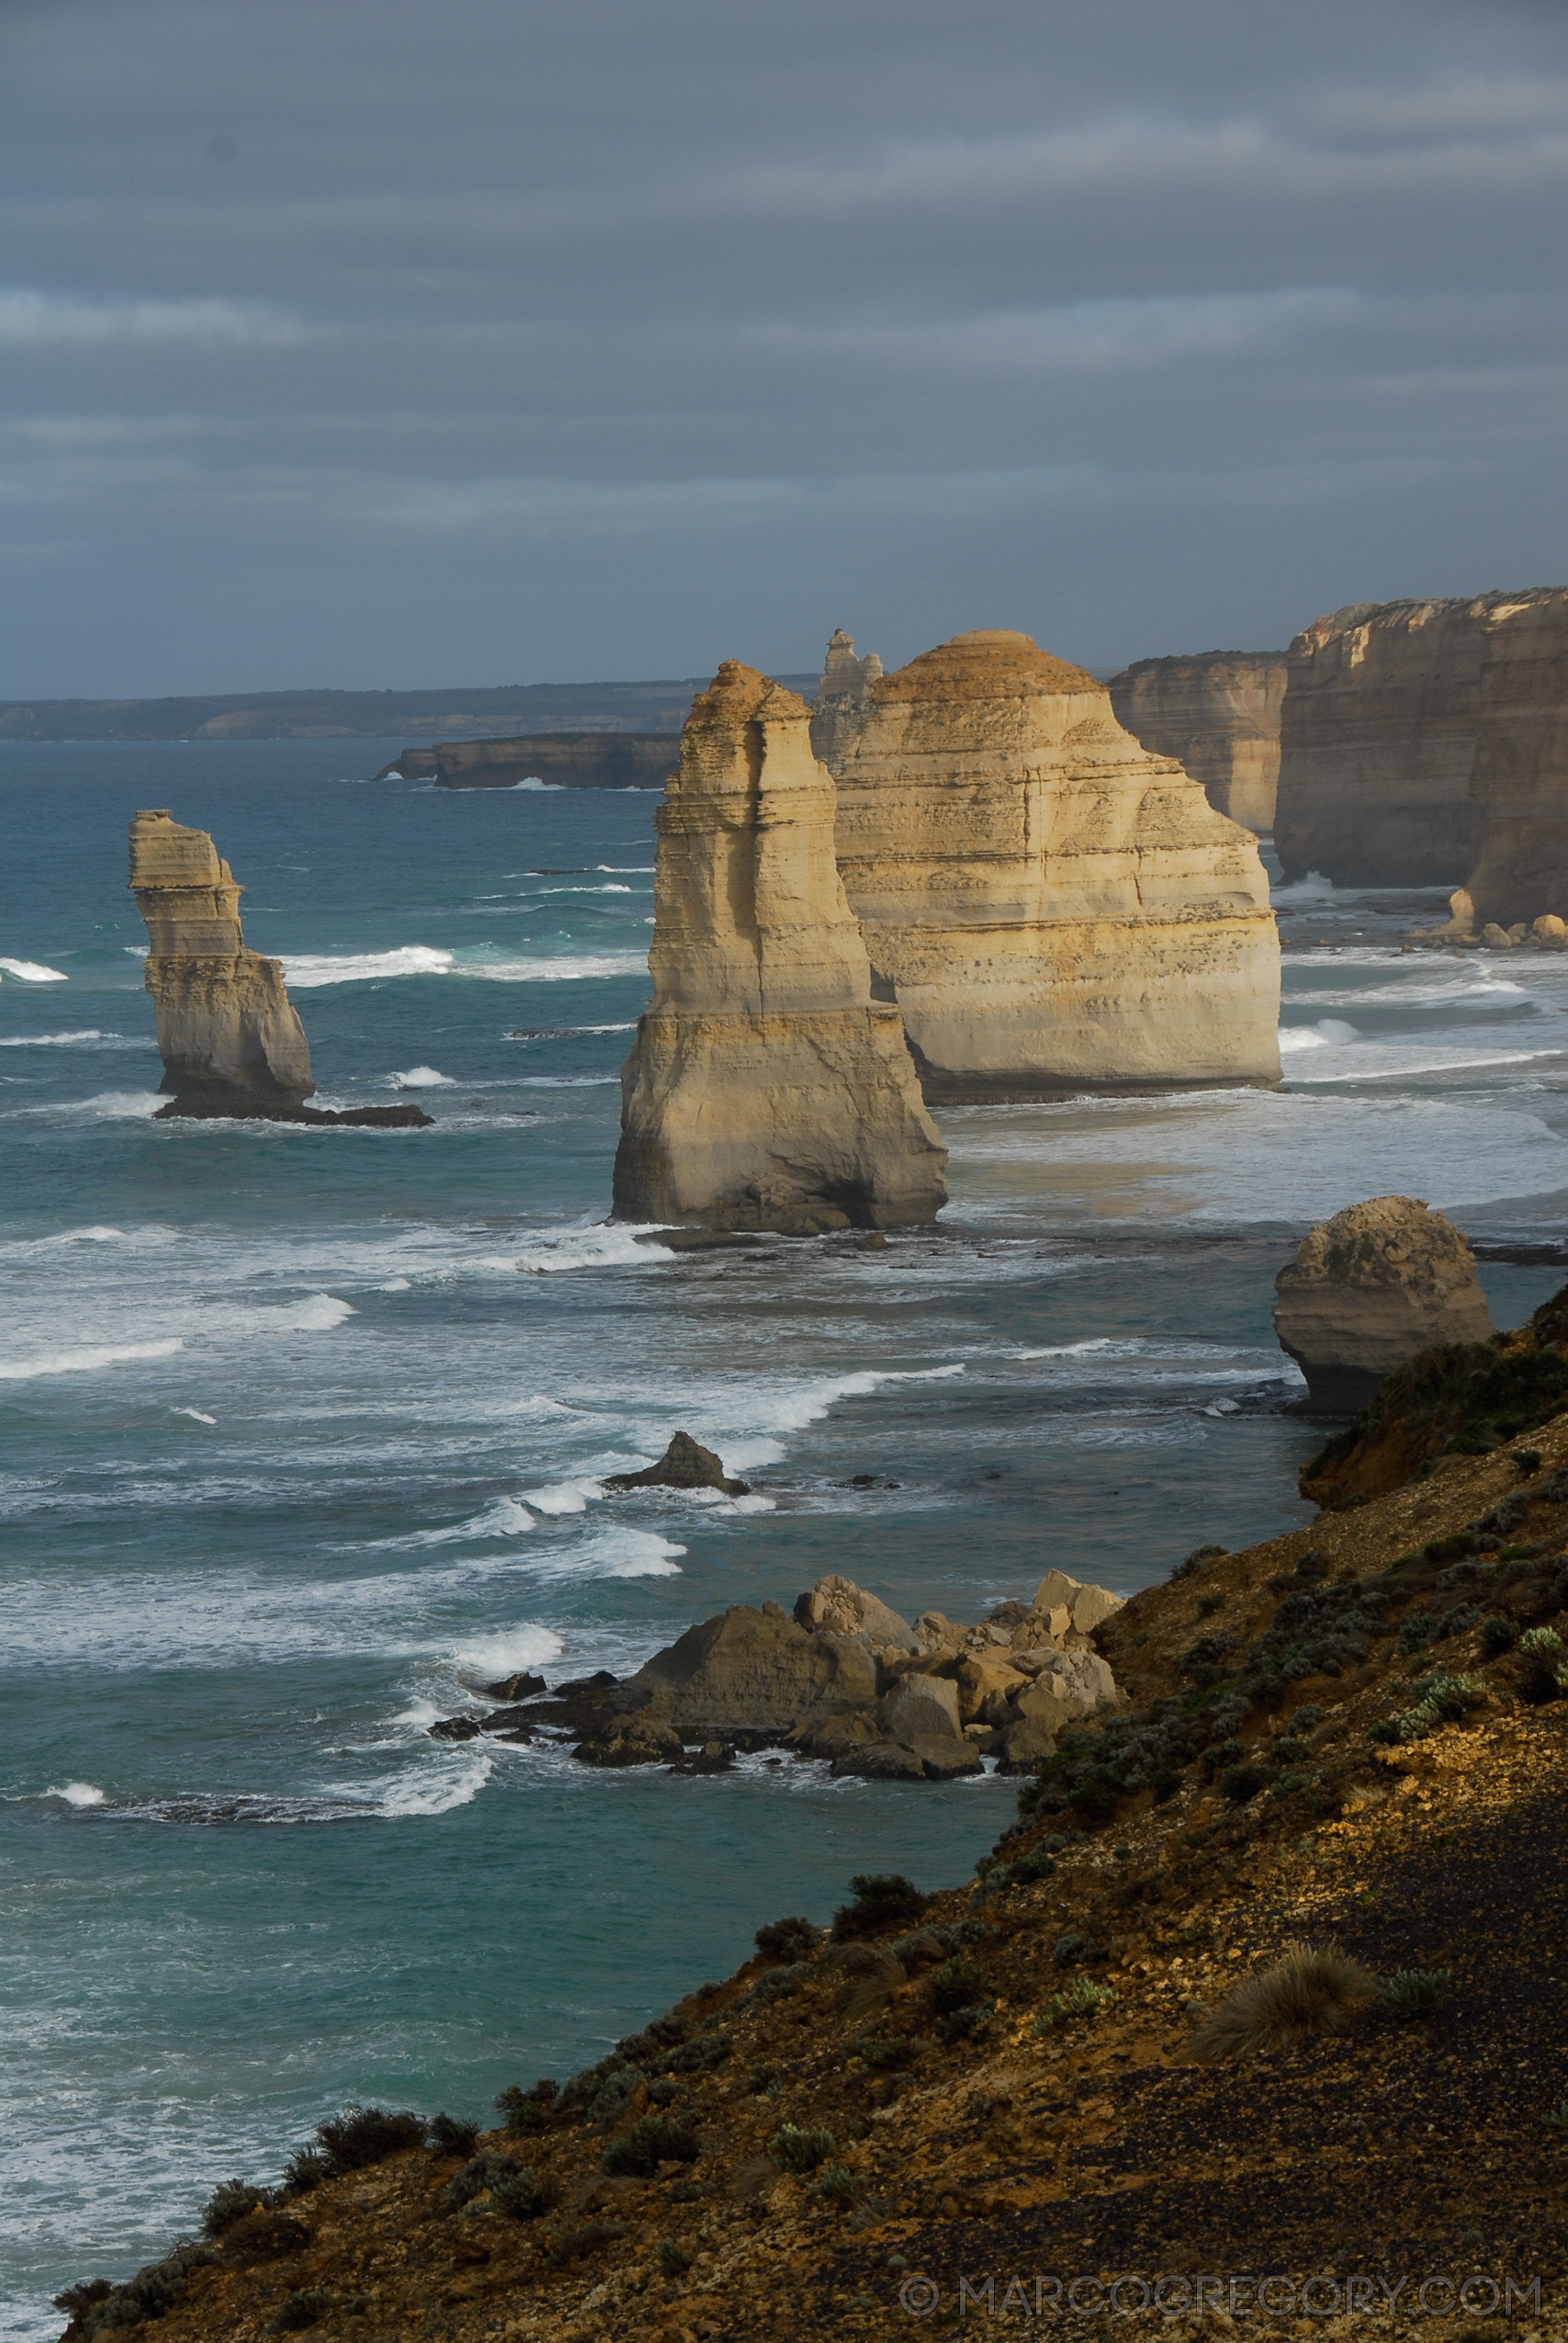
[2,0,1563,696]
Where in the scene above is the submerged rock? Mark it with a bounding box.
[1273,1194,1495,1415]
[612,660,946,1233]
[604,1430,750,1496]
[129,809,432,1126]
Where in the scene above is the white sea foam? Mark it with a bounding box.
[523,1478,604,1516]
[450,1622,563,1679]
[0,957,69,981]
[73,1091,164,1118]
[281,945,455,986]
[388,1066,455,1087]
[367,1495,537,1549]
[369,1749,495,1814]
[171,1406,217,1424]
[509,777,563,791]
[518,1074,620,1089]
[378,1276,412,1291]
[0,1028,109,1047]
[0,1337,184,1380]
[531,1526,684,1581]
[1278,1018,1359,1053]
[513,1224,660,1274]
[464,952,648,981]
[533,883,634,895]
[45,1782,106,1806]
[1269,871,1337,905]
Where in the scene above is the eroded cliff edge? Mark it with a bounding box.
[1108,651,1284,833]
[831,630,1280,1101]
[612,662,946,1233]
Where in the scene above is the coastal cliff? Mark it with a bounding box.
[1108,651,1285,832]
[1461,589,1568,928]
[612,662,946,1232]
[831,630,1280,1100]
[373,733,679,789]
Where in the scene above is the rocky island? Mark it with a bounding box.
[612,662,946,1233]
[1273,1195,1495,1416]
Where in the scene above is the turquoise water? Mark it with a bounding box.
[4,743,1567,2337]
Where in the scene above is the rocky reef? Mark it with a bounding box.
[807,628,882,774]
[1273,1194,1494,1416]
[1108,650,1285,832]
[429,1567,1123,1778]
[612,661,946,1233]
[372,733,679,789]
[830,629,1280,1100]
[129,809,431,1126]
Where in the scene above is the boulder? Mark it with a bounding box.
[907,1737,984,1780]
[829,1741,928,1782]
[792,1573,917,1652]
[620,1602,878,1732]
[1273,1194,1495,1414]
[953,1653,1031,1726]
[612,660,946,1232]
[786,1713,881,1761]
[575,1718,685,1769]
[481,1670,547,1701]
[876,1671,963,1743]
[604,1431,750,1496]
[1032,1570,1124,1637]
[912,1611,964,1656]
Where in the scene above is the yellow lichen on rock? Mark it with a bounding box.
[831,630,1280,1098]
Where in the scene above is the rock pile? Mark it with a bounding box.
[1273,1194,1495,1415]
[612,660,946,1233]
[428,1568,1124,1778]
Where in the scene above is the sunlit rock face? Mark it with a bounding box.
[1109,651,1285,833]
[613,662,946,1233]
[1273,1194,1495,1416]
[830,629,1280,1101]
[129,809,314,1111]
[1461,590,1568,928]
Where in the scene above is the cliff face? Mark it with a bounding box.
[373,733,679,788]
[129,810,315,1112]
[1108,651,1285,832]
[612,662,946,1232]
[808,628,882,774]
[831,630,1280,1099]
[1461,589,1568,926]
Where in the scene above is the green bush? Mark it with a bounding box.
[927,1955,985,2014]
[831,1873,927,1941]
[1380,1967,1451,2016]
[1517,1627,1567,1704]
[754,1916,818,1963]
[313,2106,427,2177]
[1053,1932,1094,1967]
[273,2289,333,2332]
[1032,1978,1117,2035]
[427,2111,479,2157]
[200,2179,272,2239]
[1480,1613,1518,1657]
[495,2079,558,2135]
[62,2246,215,2336]
[1220,1761,1269,1804]
[814,2163,863,2206]
[445,2150,555,2219]
[1379,1670,1487,1743]
[655,2237,692,2275]
[850,2033,912,2070]
[934,2001,994,2044]
[280,2147,327,2196]
[601,2113,700,2178]
[768,2123,835,2175]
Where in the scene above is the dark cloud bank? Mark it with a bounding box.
[1,0,1563,696]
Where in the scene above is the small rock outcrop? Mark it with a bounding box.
[612,661,946,1233]
[792,1572,918,1652]
[130,809,433,1126]
[604,1431,750,1496]
[808,628,883,772]
[831,630,1280,1099]
[1273,1195,1495,1415]
[1109,651,1286,832]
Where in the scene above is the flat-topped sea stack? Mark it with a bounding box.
[830,630,1280,1100]
[129,809,431,1126]
[1273,1194,1495,1415]
[612,662,946,1233]
[1109,650,1285,832]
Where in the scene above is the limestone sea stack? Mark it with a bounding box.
[808,628,882,773]
[129,809,431,1126]
[831,629,1280,1100]
[1108,651,1286,833]
[612,662,946,1233]
[1273,1194,1495,1415]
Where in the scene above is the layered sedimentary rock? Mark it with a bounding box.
[613,661,946,1232]
[1460,590,1568,928]
[808,628,882,772]
[372,732,679,789]
[1274,594,1512,887]
[830,630,1280,1099]
[1273,1194,1495,1415]
[1109,651,1285,832]
[129,809,431,1126]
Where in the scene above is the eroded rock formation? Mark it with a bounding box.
[809,628,883,773]
[129,809,431,1126]
[830,630,1280,1099]
[1273,1194,1495,1415]
[1461,589,1568,928]
[604,1431,750,1496]
[1109,651,1285,832]
[612,661,946,1232]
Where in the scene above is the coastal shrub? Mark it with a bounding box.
[746,2065,777,2095]
[1179,1633,1234,1685]
[1380,1967,1451,2016]
[1543,2102,1568,2131]
[1517,1626,1567,1703]
[739,1962,810,2012]
[927,1955,985,2015]
[615,2014,690,2066]
[1053,1932,1095,1968]
[934,2001,994,2045]
[1197,1590,1226,1616]
[1398,1612,1443,1656]
[51,2281,111,2319]
[586,2065,641,2126]
[543,2220,626,2266]
[426,2111,479,2158]
[660,2030,731,2074]
[200,2179,272,2239]
[1512,1448,1543,1475]
[814,2163,863,2207]
[273,2289,333,2332]
[280,2147,328,2196]
[601,2113,700,2178]
[648,2077,683,2105]
[64,2245,215,2335]
[1172,1544,1226,1580]
[1191,1940,1376,2062]
[755,1915,818,1963]
[1480,1613,1518,1657]
[313,2105,427,2177]
[654,2238,692,2275]
[1032,1978,1117,2035]
[768,2123,836,2175]
[1220,1761,1269,1805]
[831,1873,928,1940]
[850,2033,912,2071]
[495,2079,558,2135]
[1391,1670,1487,1742]
[491,2164,556,2221]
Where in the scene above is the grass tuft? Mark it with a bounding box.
[1191,1940,1377,2062]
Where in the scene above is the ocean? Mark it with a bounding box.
[3,741,1566,2338]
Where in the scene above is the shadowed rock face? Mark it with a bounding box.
[129,809,315,1112]
[1273,1194,1495,1415]
[612,660,946,1233]
[1462,590,1568,927]
[1109,651,1285,832]
[808,628,883,774]
[831,630,1280,1100]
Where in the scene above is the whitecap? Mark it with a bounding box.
[370,1749,495,1815]
[73,1091,164,1118]
[527,1526,684,1581]
[509,777,563,791]
[1270,871,1337,905]
[388,1066,455,1088]
[45,1782,106,1806]
[364,1495,537,1549]
[1278,1018,1359,1053]
[0,956,69,981]
[378,1276,412,1292]
[450,1622,563,1680]
[0,1028,108,1047]
[513,1225,660,1274]
[0,1337,184,1380]
[171,1406,217,1424]
[462,952,648,982]
[522,1478,604,1516]
[281,945,455,987]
